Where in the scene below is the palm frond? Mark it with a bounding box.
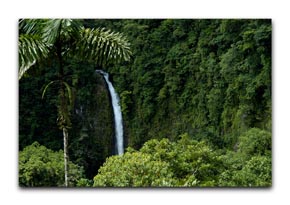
[77,27,131,66]
[42,19,83,45]
[60,19,83,39]
[62,81,73,106]
[42,19,63,45]
[42,80,57,99]
[18,34,51,79]
[19,19,46,35]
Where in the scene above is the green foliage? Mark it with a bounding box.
[238,128,271,156]
[93,151,175,187]
[19,18,132,131]
[19,142,85,187]
[102,19,272,149]
[18,34,50,79]
[140,134,223,186]
[19,19,271,185]
[19,19,131,79]
[41,80,56,99]
[120,90,133,117]
[219,155,271,187]
[233,156,271,187]
[19,19,131,183]
[77,27,131,66]
[19,63,115,180]
[218,128,272,187]
[76,178,94,187]
[19,74,62,150]
[94,134,223,187]
[94,130,271,187]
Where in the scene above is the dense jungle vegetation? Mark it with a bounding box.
[19,19,271,187]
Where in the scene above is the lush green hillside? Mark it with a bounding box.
[19,19,271,186]
[90,19,271,148]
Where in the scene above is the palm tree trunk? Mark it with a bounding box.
[60,84,70,187]
[56,35,70,187]
[63,127,69,187]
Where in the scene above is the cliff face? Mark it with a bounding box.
[104,19,271,150]
[69,72,115,178]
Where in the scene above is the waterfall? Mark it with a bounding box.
[96,70,124,155]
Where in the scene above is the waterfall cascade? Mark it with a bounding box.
[96,70,124,155]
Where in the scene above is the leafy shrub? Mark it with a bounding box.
[219,155,271,187]
[218,128,272,187]
[94,134,223,187]
[140,134,223,186]
[238,128,271,156]
[93,151,175,187]
[19,142,85,187]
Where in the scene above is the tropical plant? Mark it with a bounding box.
[93,151,175,187]
[218,128,272,187]
[218,154,271,187]
[237,128,271,157]
[140,134,223,186]
[19,142,86,187]
[18,19,131,186]
[93,134,223,187]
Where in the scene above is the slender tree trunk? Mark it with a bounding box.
[56,32,70,187]
[63,127,69,187]
[59,77,69,187]
[60,84,70,187]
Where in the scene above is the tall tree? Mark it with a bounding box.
[18,19,131,186]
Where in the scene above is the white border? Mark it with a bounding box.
[1,0,289,205]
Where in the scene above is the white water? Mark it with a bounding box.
[96,70,124,155]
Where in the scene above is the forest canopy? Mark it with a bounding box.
[19,19,271,187]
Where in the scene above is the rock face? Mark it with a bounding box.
[70,72,116,179]
[19,67,118,179]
